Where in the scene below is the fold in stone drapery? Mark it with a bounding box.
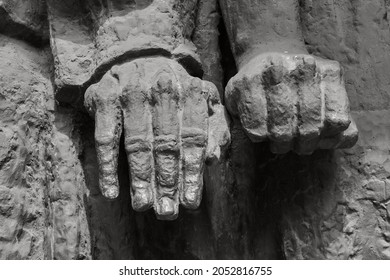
[46,0,203,103]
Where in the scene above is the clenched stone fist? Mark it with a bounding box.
[225,53,358,155]
[84,57,229,220]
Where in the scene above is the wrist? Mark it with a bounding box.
[236,39,308,70]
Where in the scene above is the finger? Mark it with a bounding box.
[317,58,351,136]
[120,66,154,212]
[264,61,299,154]
[85,74,122,199]
[318,117,359,150]
[295,56,323,155]
[225,71,268,142]
[335,117,359,149]
[180,78,208,209]
[150,68,180,220]
[206,83,231,162]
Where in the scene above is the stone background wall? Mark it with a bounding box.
[281,0,390,259]
[1,0,390,259]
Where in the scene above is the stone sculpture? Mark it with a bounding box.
[5,0,390,260]
[220,0,358,154]
[47,0,356,220]
[84,57,228,219]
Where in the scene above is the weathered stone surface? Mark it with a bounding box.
[300,0,390,111]
[84,57,229,220]
[0,0,48,46]
[225,53,358,154]
[221,0,358,155]
[219,0,306,68]
[278,0,390,260]
[279,110,390,260]
[0,34,91,260]
[0,35,52,259]
[3,0,390,261]
[47,0,203,102]
[193,0,223,95]
[50,108,91,259]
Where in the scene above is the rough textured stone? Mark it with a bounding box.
[225,53,358,154]
[219,0,306,68]
[278,0,390,260]
[50,108,91,259]
[300,0,390,111]
[281,111,390,260]
[193,0,223,95]
[0,0,48,46]
[47,0,203,103]
[2,0,390,261]
[0,28,89,261]
[0,35,52,259]
[84,57,229,220]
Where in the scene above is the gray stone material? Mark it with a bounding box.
[84,57,229,220]
[3,0,390,260]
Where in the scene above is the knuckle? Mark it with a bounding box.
[155,197,178,220]
[154,136,179,188]
[181,128,207,147]
[95,134,116,145]
[262,65,284,87]
[201,80,218,101]
[125,136,151,152]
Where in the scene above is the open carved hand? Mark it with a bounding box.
[84,57,229,220]
[225,53,358,155]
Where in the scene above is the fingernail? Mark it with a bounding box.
[132,187,153,212]
[183,185,202,209]
[103,186,119,199]
[156,197,178,220]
